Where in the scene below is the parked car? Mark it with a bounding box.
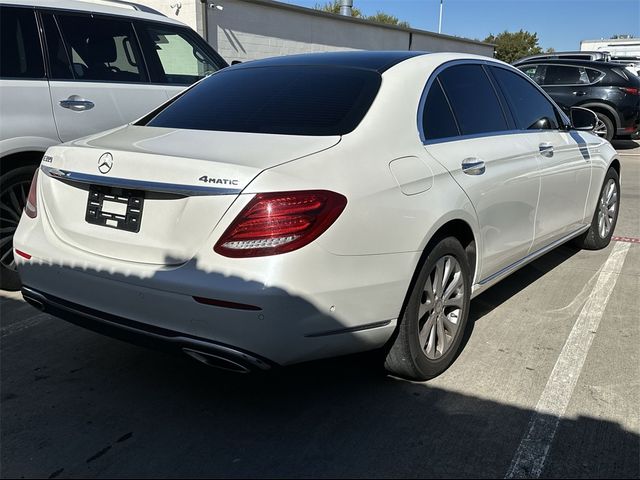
[0,0,228,290]
[15,52,620,380]
[513,58,640,141]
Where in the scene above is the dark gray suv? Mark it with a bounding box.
[514,58,640,141]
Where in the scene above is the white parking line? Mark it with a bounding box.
[505,241,631,479]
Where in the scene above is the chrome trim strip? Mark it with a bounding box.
[478,225,590,286]
[40,165,242,196]
[305,319,392,338]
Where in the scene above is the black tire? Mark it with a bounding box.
[594,112,614,142]
[384,237,471,381]
[0,165,37,291]
[574,167,620,250]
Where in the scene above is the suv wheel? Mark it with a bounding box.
[593,112,614,141]
[0,165,37,290]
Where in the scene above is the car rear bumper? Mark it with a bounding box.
[22,285,273,372]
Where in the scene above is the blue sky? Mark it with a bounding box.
[281,0,640,51]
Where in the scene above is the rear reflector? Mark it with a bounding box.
[620,87,640,95]
[193,296,262,311]
[214,190,347,257]
[24,169,39,218]
[15,249,31,260]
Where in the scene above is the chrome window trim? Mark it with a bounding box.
[417,59,572,145]
[40,165,242,196]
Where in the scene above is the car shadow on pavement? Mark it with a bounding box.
[1,245,637,478]
[611,139,639,150]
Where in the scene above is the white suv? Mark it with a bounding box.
[0,0,227,289]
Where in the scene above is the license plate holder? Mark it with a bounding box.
[85,185,144,233]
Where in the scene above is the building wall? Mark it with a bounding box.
[130,0,494,62]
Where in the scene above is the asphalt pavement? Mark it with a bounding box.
[1,141,639,478]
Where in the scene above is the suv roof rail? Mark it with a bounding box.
[514,51,611,64]
[85,0,166,16]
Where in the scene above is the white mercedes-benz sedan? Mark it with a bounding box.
[14,52,620,380]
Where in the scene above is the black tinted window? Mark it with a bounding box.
[138,23,222,85]
[422,80,459,140]
[543,65,586,85]
[438,64,508,136]
[0,7,44,79]
[144,66,381,136]
[56,14,147,83]
[42,13,73,80]
[491,67,559,130]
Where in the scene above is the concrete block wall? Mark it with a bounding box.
[129,0,494,62]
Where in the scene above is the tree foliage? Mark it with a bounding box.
[484,30,552,64]
[314,1,409,27]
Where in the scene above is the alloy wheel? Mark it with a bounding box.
[597,178,617,239]
[417,255,465,360]
[0,179,29,271]
[593,118,608,138]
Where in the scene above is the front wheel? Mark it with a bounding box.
[384,237,471,381]
[593,112,614,141]
[574,167,620,250]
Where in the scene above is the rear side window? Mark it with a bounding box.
[438,64,508,136]
[543,65,589,85]
[490,67,559,130]
[0,7,44,79]
[422,79,459,141]
[137,23,223,85]
[55,13,147,83]
[144,65,381,136]
[41,13,73,80]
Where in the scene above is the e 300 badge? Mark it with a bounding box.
[198,175,239,186]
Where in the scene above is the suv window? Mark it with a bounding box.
[41,13,74,80]
[55,13,147,83]
[543,65,591,85]
[438,64,508,136]
[422,79,459,141]
[490,66,559,130]
[143,65,381,136]
[137,23,222,85]
[0,7,44,79]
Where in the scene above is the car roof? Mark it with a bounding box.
[0,0,184,26]
[231,51,430,74]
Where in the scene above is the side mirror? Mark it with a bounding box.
[570,107,598,131]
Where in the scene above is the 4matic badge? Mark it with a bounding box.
[198,175,239,186]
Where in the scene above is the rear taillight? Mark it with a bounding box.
[24,170,38,218]
[214,190,347,258]
[619,86,640,95]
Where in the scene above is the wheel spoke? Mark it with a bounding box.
[433,258,445,298]
[0,247,13,263]
[443,270,462,302]
[436,315,446,356]
[8,188,23,214]
[424,318,437,357]
[0,201,21,222]
[419,313,436,349]
[444,293,464,309]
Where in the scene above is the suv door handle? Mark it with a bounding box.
[539,142,554,157]
[59,95,95,111]
[461,157,485,175]
[572,91,587,96]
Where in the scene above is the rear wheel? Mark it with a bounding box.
[0,165,37,290]
[384,237,471,381]
[574,167,620,250]
[593,112,614,141]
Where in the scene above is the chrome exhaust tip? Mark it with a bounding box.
[182,348,252,374]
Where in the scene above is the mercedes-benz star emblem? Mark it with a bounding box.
[98,152,113,174]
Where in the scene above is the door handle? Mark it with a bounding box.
[461,157,485,175]
[59,95,95,111]
[539,142,554,157]
[572,91,587,96]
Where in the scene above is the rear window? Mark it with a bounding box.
[143,65,382,136]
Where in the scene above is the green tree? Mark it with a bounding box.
[484,30,545,64]
[367,11,410,28]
